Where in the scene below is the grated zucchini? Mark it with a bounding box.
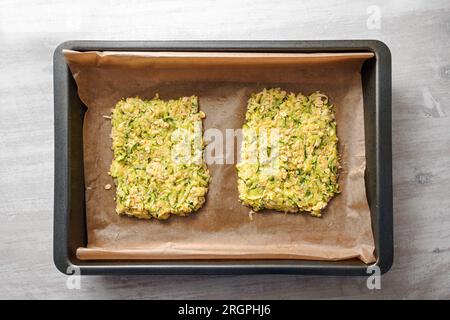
[109,95,210,220]
[236,88,340,217]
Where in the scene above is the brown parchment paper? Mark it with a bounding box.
[64,50,376,263]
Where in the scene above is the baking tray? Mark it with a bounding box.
[53,40,392,275]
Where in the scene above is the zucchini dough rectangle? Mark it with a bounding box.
[110,96,210,220]
[236,88,340,216]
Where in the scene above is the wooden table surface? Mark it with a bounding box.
[0,0,449,299]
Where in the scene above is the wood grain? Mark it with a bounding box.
[0,0,449,299]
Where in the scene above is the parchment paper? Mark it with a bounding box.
[64,50,376,263]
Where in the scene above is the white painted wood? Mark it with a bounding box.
[0,0,449,299]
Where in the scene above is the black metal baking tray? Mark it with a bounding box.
[53,40,392,275]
